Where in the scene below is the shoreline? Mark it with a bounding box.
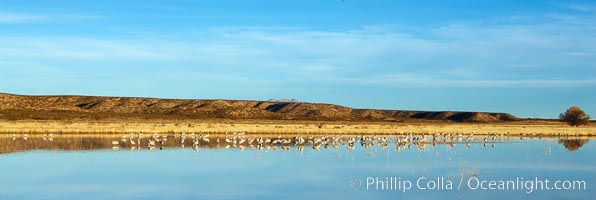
[1,119,595,136]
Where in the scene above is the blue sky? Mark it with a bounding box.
[0,0,595,118]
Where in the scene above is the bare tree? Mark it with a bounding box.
[559,106,591,126]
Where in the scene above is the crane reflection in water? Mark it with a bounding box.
[0,132,591,154]
[0,132,594,200]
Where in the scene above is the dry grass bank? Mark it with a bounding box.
[0,119,594,136]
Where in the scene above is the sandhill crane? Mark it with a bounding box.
[466,134,474,142]
[294,136,305,145]
[379,136,388,143]
[313,143,321,151]
[347,144,355,151]
[347,137,356,144]
[333,143,340,149]
[281,146,291,151]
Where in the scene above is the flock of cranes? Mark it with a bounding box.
[105,131,512,152]
[7,131,541,152]
[5,132,586,155]
[10,133,54,141]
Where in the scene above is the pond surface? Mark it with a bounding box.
[0,133,594,200]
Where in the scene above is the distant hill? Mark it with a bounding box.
[0,93,518,122]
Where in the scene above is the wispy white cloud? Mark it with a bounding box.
[0,37,186,60]
[0,13,47,23]
[0,12,104,24]
[330,75,596,88]
[1,12,595,88]
[193,22,596,86]
[550,1,596,12]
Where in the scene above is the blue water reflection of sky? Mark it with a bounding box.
[0,138,594,200]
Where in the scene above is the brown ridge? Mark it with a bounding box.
[0,93,518,123]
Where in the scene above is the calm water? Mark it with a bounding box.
[0,134,594,200]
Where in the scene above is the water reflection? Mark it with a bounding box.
[0,133,592,154]
[559,139,590,151]
[0,133,594,200]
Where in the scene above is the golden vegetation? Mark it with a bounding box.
[0,119,595,135]
[1,93,593,135]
